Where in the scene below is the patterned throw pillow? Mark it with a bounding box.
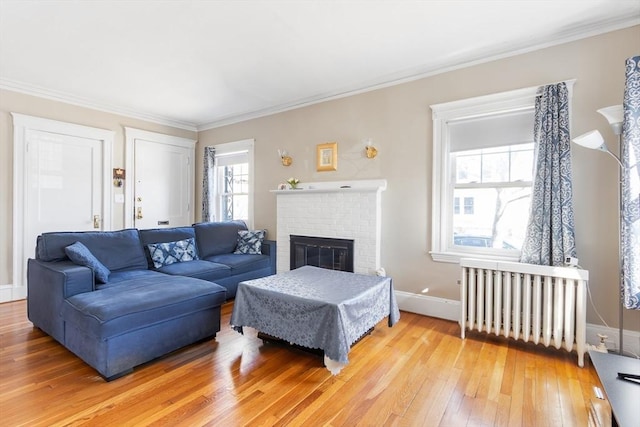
[65,241,111,283]
[147,238,199,269]
[234,230,266,255]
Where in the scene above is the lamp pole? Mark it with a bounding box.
[616,133,624,356]
[604,131,624,356]
[572,105,625,356]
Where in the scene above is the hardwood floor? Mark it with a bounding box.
[1,300,602,426]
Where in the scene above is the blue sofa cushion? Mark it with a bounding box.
[194,220,247,258]
[156,260,231,281]
[65,241,111,283]
[63,275,227,340]
[206,253,271,276]
[234,229,266,254]
[139,227,196,269]
[98,269,168,289]
[36,229,148,272]
[147,238,199,268]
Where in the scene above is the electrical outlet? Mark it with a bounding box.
[564,256,579,267]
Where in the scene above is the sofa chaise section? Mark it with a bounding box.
[62,274,226,379]
[27,228,229,380]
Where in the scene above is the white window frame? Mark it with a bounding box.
[429,81,575,263]
[211,139,255,228]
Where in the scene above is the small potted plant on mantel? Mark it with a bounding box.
[286,177,300,189]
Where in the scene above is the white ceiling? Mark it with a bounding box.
[1,1,639,131]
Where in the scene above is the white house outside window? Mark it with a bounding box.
[429,83,573,263]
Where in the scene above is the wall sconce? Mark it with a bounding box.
[113,168,125,187]
[278,149,292,166]
[364,138,378,159]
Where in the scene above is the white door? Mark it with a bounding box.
[25,130,104,237]
[124,128,195,230]
[11,114,112,302]
[134,140,192,229]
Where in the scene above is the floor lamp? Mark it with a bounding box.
[572,104,624,355]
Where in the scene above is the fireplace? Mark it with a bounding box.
[273,179,386,274]
[290,235,354,272]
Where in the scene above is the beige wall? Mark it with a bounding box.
[0,90,197,286]
[196,26,640,331]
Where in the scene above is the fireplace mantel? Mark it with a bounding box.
[271,179,387,195]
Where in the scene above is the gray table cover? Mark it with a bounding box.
[230,265,400,365]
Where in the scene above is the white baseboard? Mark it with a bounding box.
[395,290,460,322]
[396,291,640,357]
[585,323,640,358]
[0,284,26,303]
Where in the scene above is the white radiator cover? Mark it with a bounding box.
[460,258,589,367]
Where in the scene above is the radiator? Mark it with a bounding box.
[460,258,589,367]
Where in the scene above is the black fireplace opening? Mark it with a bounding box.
[290,235,354,272]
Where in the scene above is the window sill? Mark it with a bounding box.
[430,250,520,264]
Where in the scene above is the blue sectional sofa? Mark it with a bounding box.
[27,220,276,380]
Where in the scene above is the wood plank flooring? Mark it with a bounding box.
[0,300,602,426]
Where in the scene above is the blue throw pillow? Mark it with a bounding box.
[65,241,111,283]
[234,230,265,255]
[147,238,199,269]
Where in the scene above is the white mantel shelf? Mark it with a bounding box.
[270,179,387,194]
[271,187,384,194]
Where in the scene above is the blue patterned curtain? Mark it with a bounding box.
[622,55,640,310]
[202,146,216,222]
[520,82,577,266]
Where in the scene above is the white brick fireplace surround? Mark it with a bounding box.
[273,179,387,275]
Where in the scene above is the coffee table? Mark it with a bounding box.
[230,265,400,374]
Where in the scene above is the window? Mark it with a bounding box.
[219,161,248,221]
[452,143,533,253]
[211,139,254,227]
[463,197,474,215]
[430,82,573,263]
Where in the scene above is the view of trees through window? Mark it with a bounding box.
[452,143,533,251]
[219,163,248,222]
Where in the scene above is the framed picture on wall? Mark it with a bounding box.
[316,142,337,171]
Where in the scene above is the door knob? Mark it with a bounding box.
[93,215,100,229]
[136,207,143,219]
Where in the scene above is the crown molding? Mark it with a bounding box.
[0,78,198,132]
[197,16,639,131]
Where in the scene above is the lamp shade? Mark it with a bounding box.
[597,105,623,125]
[597,105,624,135]
[572,130,605,150]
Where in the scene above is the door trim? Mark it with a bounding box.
[10,113,114,301]
[123,127,196,229]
